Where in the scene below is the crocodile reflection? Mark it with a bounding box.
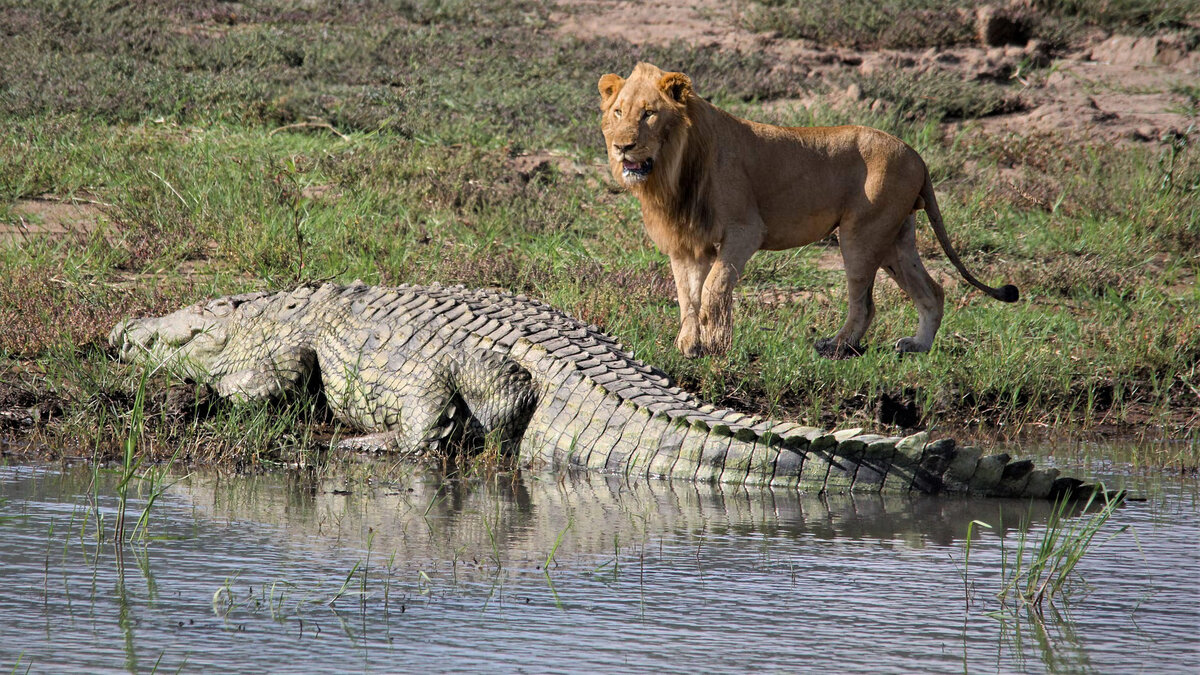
[170,464,1091,565]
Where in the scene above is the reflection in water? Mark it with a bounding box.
[175,463,1095,564]
[0,460,1196,674]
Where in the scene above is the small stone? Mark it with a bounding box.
[845,83,862,101]
[1131,126,1157,142]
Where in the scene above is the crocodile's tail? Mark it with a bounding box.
[521,387,1107,500]
[482,286,1095,500]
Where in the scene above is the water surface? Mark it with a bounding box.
[1,456,1196,673]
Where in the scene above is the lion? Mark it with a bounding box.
[598,62,1018,359]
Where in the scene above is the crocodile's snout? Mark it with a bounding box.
[108,308,229,366]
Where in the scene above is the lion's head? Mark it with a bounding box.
[598,62,693,189]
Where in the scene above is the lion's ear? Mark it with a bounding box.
[598,74,625,107]
[658,72,692,104]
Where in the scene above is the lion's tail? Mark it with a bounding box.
[919,169,1019,303]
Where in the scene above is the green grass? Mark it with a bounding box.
[0,0,1197,466]
[970,488,1127,614]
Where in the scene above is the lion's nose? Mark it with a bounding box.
[613,140,636,154]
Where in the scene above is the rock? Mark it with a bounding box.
[857,53,890,78]
[1131,126,1158,142]
[845,83,862,101]
[976,5,1029,47]
[1089,35,1192,67]
[964,50,1015,81]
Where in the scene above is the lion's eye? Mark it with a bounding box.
[614,109,623,119]
[643,110,656,121]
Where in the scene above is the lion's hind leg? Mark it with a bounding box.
[882,215,944,354]
[815,226,882,360]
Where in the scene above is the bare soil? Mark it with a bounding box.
[554,0,1197,145]
[0,197,116,245]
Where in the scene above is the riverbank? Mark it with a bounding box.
[1,1,1196,466]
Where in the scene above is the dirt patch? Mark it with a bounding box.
[504,150,593,183]
[1,197,117,245]
[552,0,1197,145]
[552,0,766,51]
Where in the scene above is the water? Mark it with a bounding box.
[0,456,1197,674]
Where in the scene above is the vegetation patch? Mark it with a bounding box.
[1,0,1197,466]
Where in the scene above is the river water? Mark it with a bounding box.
[0,453,1196,673]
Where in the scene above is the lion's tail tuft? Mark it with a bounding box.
[919,169,1020,304]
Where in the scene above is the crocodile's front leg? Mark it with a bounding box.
[215,344,318,403]
[330,347,536,456]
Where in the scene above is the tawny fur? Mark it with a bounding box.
[598,62,1018,359]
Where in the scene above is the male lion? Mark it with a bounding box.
[598,62,1018,359]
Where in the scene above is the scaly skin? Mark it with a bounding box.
[110,282,1098,499]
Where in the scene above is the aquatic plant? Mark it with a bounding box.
[966,487,1126,614]
[958,518,991,610]
[1001,489,1126,612]
[544,517,574,571]
[113,372,147,546]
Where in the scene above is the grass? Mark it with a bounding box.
[0,0,1197,467]
[853,69,1024,120]
[963,488,1128,615]
[996,490,1125,612]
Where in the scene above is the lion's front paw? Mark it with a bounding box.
[676,323,704,359]
[699,302,733,355]
[700,324,732,355]
[893,337,931,354]
[814,337,865,360]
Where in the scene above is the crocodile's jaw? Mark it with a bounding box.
[109,303,233,382]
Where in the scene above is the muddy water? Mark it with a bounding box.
[0,457,1196,674]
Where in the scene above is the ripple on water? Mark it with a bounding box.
[0,460,1196,674]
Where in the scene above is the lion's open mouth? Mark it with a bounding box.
[621,157,653,181]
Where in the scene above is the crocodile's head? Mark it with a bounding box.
[109,291,274,382]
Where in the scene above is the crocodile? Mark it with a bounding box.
[109,282,1099,499]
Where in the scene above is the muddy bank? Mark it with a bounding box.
[2,357,1195,468]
